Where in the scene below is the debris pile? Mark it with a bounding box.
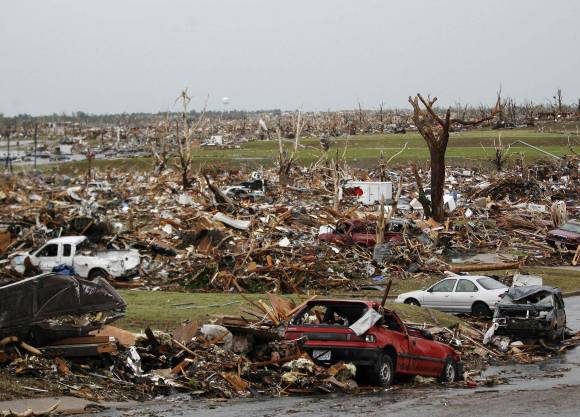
[1,156,578,293]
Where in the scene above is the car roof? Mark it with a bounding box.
[306,299,378,307]
[46,236,87,245]
[442,275,490,281]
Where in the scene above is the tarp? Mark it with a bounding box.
[0,273,126,343]
[503,285,560,302]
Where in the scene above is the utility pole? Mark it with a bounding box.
[85,148,95,185]
[33,123,38,170]
[5,129,13,173]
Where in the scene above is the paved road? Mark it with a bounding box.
[13,296,578,417]
[92,384,580,417]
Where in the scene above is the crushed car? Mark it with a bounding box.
[492,285,567,341]
[546,221,580,249]
[10,236,141,280]
[318,219,419,248]
[284,299,463,387]
[221,172,268,201]
[0,273,126,345]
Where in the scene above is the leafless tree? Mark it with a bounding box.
[174,89,207,188]
[487,134,510,171]
[554,88,563,114]
[408,93,500,221]
[276,109,304,185]
[378,101,385,133]
[151,114,170,174]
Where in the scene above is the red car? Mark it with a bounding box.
[285,299,462,387]
[319,219,407,247]
[546,222,580,249]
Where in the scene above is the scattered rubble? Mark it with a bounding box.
[0,150,579,403]
[0,156,578,292]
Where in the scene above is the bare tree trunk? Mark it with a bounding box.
[409,93,499,222]
[429,147,446,222]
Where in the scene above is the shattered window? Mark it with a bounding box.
[293,303,367,327]
[336,222,349,234]
[555,294,565,309]
[456,279,478,292]
[37,244,58,257]
[389,222,404,232]
[431,279,457,293]
[352,224,375,234]
[76,239,93,254]
[536,294,555,307]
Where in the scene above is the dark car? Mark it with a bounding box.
[492,286,566,341]
[546,222,580,249]
[284,299,463,387]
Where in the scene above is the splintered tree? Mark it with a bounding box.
[151,114,170,174]
[276,109,304,185]
[409,94,500,222]
[554,88,563,115]
[174,90,207,188]
[175,90,193,188]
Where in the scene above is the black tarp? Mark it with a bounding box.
[0,273,126,344]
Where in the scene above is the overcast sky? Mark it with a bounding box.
[1,0,578,115]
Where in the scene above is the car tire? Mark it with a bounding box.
[89,268,109,281]
[404,298,420,307]
[439,357,457,383]
[471,302,491,317]
[372,353,395,388]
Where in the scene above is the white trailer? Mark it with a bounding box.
[341,181,393,205]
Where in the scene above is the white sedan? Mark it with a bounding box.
[395,275,508,316]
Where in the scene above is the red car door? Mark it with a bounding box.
[407,329,446,377]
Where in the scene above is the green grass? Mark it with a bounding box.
[35,128,579,175]
[527,267,580,294]
[464,267,580,294]
[115,289,459,332]
[112,265,580,332]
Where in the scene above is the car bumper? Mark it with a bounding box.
[494,317,554,338]
[303,345,382,367]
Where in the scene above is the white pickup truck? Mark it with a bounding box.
[10,236,141,280]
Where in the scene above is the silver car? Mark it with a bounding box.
[395,275,508,316]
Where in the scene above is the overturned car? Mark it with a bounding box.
[492,286,567,341]
[0,273,126,345]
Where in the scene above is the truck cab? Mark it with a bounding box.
[10,236,140,280]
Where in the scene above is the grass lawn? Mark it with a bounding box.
[36,127,579,175]
[527,267,580,294]
[115,288,459,332]
[115,266,579,332]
